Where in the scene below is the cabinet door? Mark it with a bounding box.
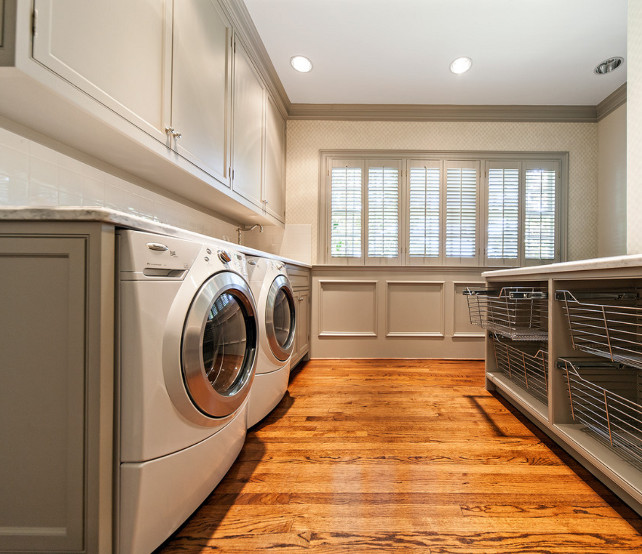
[263,94,286,221]
[171,0,231,185]
[232,38,264,208]
[32,0,171,143]
[0,237,86,552]
[295,290,310,362]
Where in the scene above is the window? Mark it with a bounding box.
[330,161,363,259]
[408,161,440,260]
[328,159,401,265]
[322,152,566,267]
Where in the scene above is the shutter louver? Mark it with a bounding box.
[330,166,362,258]
[525,167,556,260]
[446,167,477,258]
[409,166,440,258]
[487,168,519,260]
[367,166,399,258]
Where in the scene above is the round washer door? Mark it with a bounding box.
[265,275,296,362]
[181,271,258,418]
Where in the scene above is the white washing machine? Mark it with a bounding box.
[116,230,258,554]
[245,256,296,427]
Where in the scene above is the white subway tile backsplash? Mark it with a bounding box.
[0,146,29,182]
[29,141,61,166]
[28,182,59,206]
[0,127,29,154]
[29,157,59,189]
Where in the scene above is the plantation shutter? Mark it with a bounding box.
[366,161,400,263]
[524,162,557,261]
[445,161,479,263]
[408,160,441,263]
[330,160,364,262]
[486,163,520,264]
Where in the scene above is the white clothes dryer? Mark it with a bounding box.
[245,256,296,428]
[117,230,258,554]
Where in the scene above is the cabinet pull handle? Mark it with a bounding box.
[165,127,182,140]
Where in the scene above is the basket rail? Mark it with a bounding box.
[491,334,548,404]
[465,286,548,341]
[556,290,642,370]
[557,357,642,468]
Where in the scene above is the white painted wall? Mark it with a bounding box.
[598,103,627,257]
[0,118,239,240]
[627,0,642,254]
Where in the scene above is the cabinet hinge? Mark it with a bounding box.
[32,9,38,37]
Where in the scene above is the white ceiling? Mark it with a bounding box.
[243,0,627,106]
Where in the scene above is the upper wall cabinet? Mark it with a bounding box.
[232,38,265,209]
[170,0,231,186]
[33,0,232,187]
[2,1,286,225]
[32,0,172,144]
[263,93,286,221]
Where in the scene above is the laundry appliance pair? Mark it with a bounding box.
[116,229,295,553]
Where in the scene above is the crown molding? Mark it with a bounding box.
[596,83,627,121]
[218,0,292,117]
[287,103,598,122]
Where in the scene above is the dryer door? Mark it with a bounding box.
[182,271,258,418]
[266,275,296,362]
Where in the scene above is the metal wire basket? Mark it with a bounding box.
[491,335,548,404]
[556,290,642,370]
[557,357,642,468]
[464,287,548,341]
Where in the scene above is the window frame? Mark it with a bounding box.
[319,150,568,267]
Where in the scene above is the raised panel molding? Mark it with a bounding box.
[318,280,378,337]
[452,281,486,338]
[385,280,445,338]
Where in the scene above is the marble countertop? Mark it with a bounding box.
[0,207,311,268]
[483,254,642,279]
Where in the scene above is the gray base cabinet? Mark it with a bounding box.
[0,222,114,553]
[287,265,310,367]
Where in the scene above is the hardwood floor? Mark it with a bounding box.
[156,359,642,553]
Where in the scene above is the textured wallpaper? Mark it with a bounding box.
[628,0,642,254]
[285,120,599,264]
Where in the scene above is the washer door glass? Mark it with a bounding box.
[266,275,295,362]
[182,271,258,418]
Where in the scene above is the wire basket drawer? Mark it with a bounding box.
[491,335,548,404]
[558,357,642,468]
[556,290,642,370]
[465,287,548,341]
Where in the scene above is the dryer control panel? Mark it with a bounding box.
[119,230,201,280]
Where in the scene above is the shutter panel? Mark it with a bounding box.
[367,164,399,259]
[445,162,479,261]
[409,162,441,260]
[487,165,519,262]
[330,163,363,259]
[525,163,557,261]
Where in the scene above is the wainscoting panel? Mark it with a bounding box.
[318,280,378,337]
[386,281,444,337]
[453,281,487,338]
[312,267,486,359]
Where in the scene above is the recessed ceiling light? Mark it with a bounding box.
[290,55,313,73]
[594,57,624,75]
[450,57,472,75]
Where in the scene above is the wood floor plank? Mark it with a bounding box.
[156,359,642,553]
